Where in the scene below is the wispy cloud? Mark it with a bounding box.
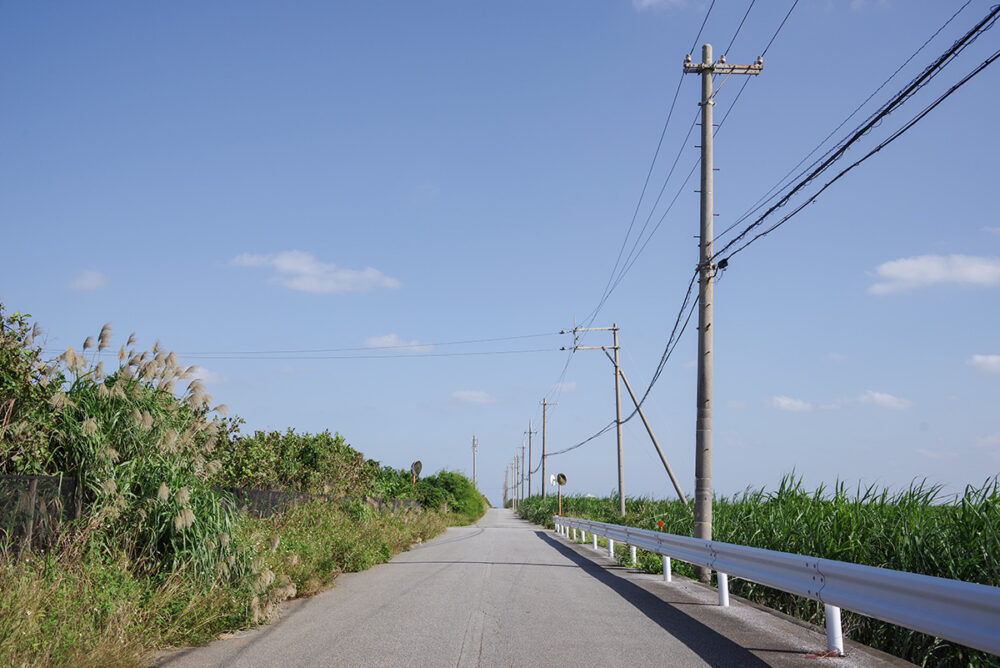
[632,0,686,11]
[976,433,1000,448]
[770,396,813,412]
[857,390,911,410]
[850,0,889,11]
[69,269,108,292]
[869,255,1000,295]
[967,354,1000,374]
[550,381,577,393]
[233,251,400,294]
[915,447,957,461]
[451,390,497,405]
[363,334,432,353]
[824,353,848,363]
[276,365,314,376]
[188,366,228,385]
[981,226,1000,236]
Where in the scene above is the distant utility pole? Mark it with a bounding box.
[520,440,526,503]
[525,421,537,498]
[512,457,518,510]
[540,399,556,499]
[561,323,625,516]
[472,435,478,490]
[503,465,509,507]
[684,44,762,581]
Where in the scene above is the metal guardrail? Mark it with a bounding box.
[553,514,1000,657]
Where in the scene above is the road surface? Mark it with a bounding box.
[157,508,909,667]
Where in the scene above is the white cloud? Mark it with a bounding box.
[869,254,1000,295]
[276,365,313,376]
[975,433,1000,448]
[981,226,1000,236]
[770,396,813,412]
[188,366,228,385]
[857,390,911,410]
[850,0,889,11]
[451,390,497,405]
[550,381,577,393]
[915,447,957,461]
[967,354,1000,374]
[632,0,685,11]
[363,334,432,353]
[69,269,108,291]
[233,251,400,294]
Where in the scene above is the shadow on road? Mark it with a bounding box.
[537,531,773,667]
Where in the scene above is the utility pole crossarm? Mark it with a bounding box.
[683,61,762,75]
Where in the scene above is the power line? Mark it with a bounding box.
[589,0,798,311]
[543,2,800,459]
[584,0,720,332]
[719,42,1000,264]
[552,0,722,425]
[44,347,560,361]
[44,331,559,357]
[713,3,1000,263]
[761,0,799,58]
[724,0,756,57]
[714,0,975,245]
[689,0,717,55]
[547,271,699,458]
[553,2,998,463]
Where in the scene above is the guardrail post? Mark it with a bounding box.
[663,556,672,582]
[608,539,615,559]
[581,530,586,542]
[717,573,730,607]
[824,604,844,656]
[630,545,637,566]
[571,528,577,541]
[592,533,598,549]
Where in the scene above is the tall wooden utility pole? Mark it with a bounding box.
[684,44,761,581]
[560,323,624,516]
[540,399,555,499]
[525,422,537,497]
[472,435,478,489]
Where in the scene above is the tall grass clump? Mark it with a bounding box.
[518,476,1000,667]
[1,305,243,576]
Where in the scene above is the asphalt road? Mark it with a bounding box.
[157,509,909,668]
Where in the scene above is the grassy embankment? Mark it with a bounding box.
[0,306,487,666]
[516,479,999,668]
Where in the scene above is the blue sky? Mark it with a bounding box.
[3,0,999,508]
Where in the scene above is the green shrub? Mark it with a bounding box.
[415,470,486,523]
[0,305,63,475]
[209,426,375,497]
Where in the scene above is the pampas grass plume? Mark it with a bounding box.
[98,322,112,350]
